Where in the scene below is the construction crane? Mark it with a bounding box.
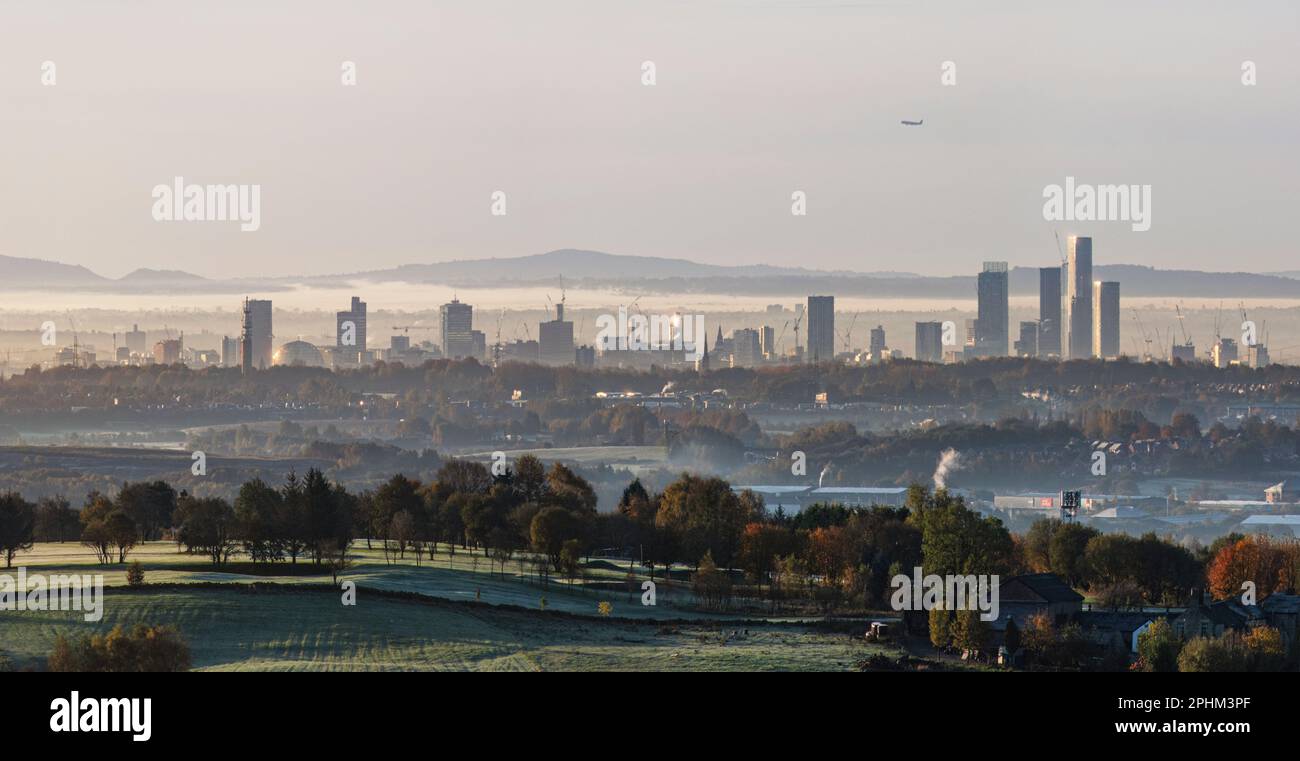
[774,320,790,358]
[840,312,860,354]
[792,309,804,359]
[1130,309,1153,360]
[492,310,505,366]
[1175,304,1192,346]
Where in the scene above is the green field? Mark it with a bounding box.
[0,542,894,671]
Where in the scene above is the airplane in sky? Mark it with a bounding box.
[901,119,923,126]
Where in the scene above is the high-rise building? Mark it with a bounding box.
[915,321,943,362]
[471,330,487,361]
[221,336,240,367]
[976,261,1009,356]
[440,298,475,359]
[806,296,835,362]
[1247,343,1270,368]
[869,325,886,358]
[335,296,367,365]
[1014,321,1040,357]
[124,324,147,356]
[538,301,575,365]
[1066,236,1093,360]
[241,298,273,372]
[732,328,761,367]
[760,325,776,359]
[1212,338,1238,368]
[153,337,183,365]
[1038,267,1062,357]
[1092,281,1120,359]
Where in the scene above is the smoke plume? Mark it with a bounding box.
[933,448,962,490]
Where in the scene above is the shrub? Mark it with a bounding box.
[47,624,191,672]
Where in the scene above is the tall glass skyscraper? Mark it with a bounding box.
[1066,236,1093,360]
[1093,281,1121,359]
[1038,266,1062,357]
[440,298,475,359]
[806,295,835,363]
[976,261,1009,356]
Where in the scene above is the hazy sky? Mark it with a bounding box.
[1,0,1296,278]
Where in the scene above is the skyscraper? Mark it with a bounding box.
[221,335,240,367]
[335,296,367,365]
[440,298,475,359]
[732,328,761,367]
[760,325,775,360]
[1066,236,1093,360]
[1092,281,1120,359]
[869,325,886,357]
[806,296,835,363]
[241,298,273,372]
[1014,321,1039,357]
[124,324,147,355]
[976,261,1009,356]
[915,321,943,362]
[538,301,575,365]
[1038,266,1062,357]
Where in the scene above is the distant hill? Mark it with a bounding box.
[349,248,871,283]
[119,268,209,284]
[0,254,108,288]
[5,249,1300,299]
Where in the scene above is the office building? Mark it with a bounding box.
[153,337,183,365]
[806,296,835,363]
[1014,321,1039,357]
[1092,281,1120,359]
[538,301,575,365]
[1066,236,1093,360]
[471,330,487,361]
[976,261,1009,356]
[1247,343,1270,368]
[1038,267,1062,357]
[124,324,147,356]
[732,328,761,367]
[760,325,775,360]
[1212,338,1238,368]
[221,336,240,367]
[241,298,273,372]
[869,325,886,358]
[915,321,944,362]
[335,296,367,365]
[440,298,475,359]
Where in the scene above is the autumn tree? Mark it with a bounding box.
[1206,535,1299,600]
[1135,618,1182,672]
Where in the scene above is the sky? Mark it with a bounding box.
[0,0,1296,279]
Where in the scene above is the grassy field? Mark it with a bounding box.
[1,542,894,671]
[0,587,886,672]
[10,541,735,620]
